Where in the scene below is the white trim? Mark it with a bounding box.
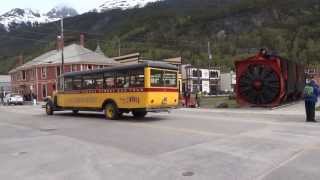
[35,67,39,101]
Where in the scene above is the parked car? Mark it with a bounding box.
[3,94,24,105]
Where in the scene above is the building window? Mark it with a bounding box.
[22,70,26,80]
[72,65,77,72]
[56,66,61,77]
[41,67,47,79]
[42,84,47,98]
[210,71,219,78]
[88,65,93,70]
[192,69,202,77]
[99,65,104,69]
[29,69,35,80]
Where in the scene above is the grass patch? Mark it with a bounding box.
[199,96,239,109]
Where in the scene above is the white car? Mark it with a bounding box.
[4,94,24,105]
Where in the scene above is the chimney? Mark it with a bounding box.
[17,54,24,66]
[80,33,85,47]
[57,36,64,50]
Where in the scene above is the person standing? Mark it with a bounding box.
[0,91,3,105]
[304,80,319,122]
[196,90,202,108]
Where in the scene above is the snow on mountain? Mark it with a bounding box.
[46,6,78,19]
[0,6,78,31]
[95,0,162,12]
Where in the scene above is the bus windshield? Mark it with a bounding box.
[151,69,177,87]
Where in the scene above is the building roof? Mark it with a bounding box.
[0,75,10,83]
[63,61,178,78]
[10,44,120,73]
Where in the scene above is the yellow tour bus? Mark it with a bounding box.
[45,62,179,119]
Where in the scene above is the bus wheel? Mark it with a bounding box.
[46,103,54,116]
[72,110,79,114]
[105,103,119,120]
[132,110,147,118]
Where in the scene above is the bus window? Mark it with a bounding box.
[105,73,115,88]
[96,76,104,89]
[151,69,177,87]
[64,78,72,91]
[83,76,95,89]
[151,69,163,87]
[130,70,144,87]
[116,72,130,88]
[163,71,177,87]
[72,77,82,90]
[116,76,125,88]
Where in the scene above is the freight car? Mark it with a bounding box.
[235,50,305,107]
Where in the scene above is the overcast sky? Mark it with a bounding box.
[0,0,107,14]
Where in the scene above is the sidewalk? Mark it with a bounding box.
[181,101,315,116]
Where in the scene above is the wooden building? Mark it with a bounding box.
[9,37,119,101]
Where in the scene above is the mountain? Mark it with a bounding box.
[94,0,162,12]
[0,6,78,31]
[0,8,53,30]
[46,6,78,19]
[0,0,319,74]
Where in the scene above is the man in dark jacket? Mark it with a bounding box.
[0,91,3,105]
[304,80,319,122]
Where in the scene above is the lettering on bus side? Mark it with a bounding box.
[120,96,140,104]
[69,97,99,104]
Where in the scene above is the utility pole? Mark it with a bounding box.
[118,37,121,56]
[208,41,213,68]
[60,18,65,91]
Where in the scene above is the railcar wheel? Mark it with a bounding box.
[238,64,280,105]
[46,103,54,115]
[104,103,119,120]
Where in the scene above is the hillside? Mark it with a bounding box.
[0,0,320,74]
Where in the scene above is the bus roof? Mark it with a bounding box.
[63,61,178,78]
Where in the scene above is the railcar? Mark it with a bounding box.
[235,51,305,107]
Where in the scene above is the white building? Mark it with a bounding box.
[220,71,236,93]
[182,65,220,94]
[0,75,11,94]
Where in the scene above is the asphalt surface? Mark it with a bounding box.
[1,103,320,180]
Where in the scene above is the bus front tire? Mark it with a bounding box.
[132,110,147,118]
[46,103,54,116]
[104,103,119,120]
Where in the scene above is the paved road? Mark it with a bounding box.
[0,104,320,180]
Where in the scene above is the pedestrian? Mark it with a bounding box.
[196,90,202,108]
[185,89,191,108]
[0,91,3,105]
[304,80,319,122]
[183,91,187,107]
[32,93,37,105]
